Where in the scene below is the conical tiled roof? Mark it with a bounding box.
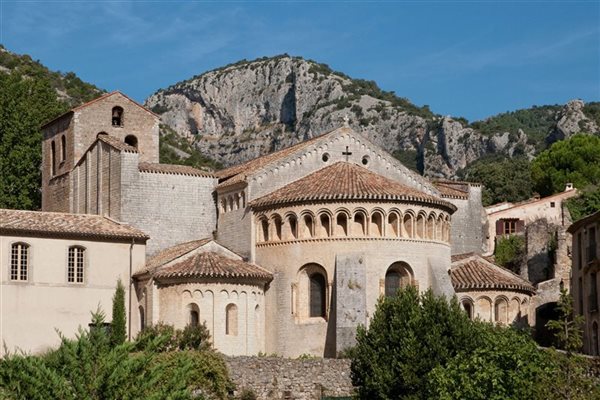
[450,253,535,293]
[153,251,272,282]
[250,161,455,210]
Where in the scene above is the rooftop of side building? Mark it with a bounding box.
[567,209,600,234]
[485,183,578,215]
[0,208,149,242]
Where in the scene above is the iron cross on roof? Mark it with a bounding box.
[342,146,352,162]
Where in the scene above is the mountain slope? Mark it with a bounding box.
[145,55,599,178]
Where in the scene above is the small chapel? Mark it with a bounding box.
[0,91,537,356]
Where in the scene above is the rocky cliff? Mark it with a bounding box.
[145,55,599,177]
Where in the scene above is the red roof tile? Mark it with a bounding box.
[434,182,469,199]
[250,161,456,211]
[0,209,148,241]
[97,133,138,153]
[138,162,216,178]
[450,254,535,293]
[135,239,213,276]
[153,251,272,282]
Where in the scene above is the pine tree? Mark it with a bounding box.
[110,279,127,346]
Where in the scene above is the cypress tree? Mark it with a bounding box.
[110,279,127,346]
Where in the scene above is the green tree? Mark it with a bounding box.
[541,289,600,399]
[350,286,477,399]
[110,279,127,346]
[531,134,600,196]
[0,72,67,209]
[494,234,526,274]
[428,326,549,400]
[566,185,600,222]
[458,155,533,206]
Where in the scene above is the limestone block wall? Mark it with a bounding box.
[225,356,354,400]
[42,114,74,212]
[70,140,124,218]
[150,282,266,355]
[254,200,452,357]
[72,93,159,163]
[216,187,252,258]
[445,184,486,255]
[0,234,146,354]
[457,289,533,327]
[120,158,218,256]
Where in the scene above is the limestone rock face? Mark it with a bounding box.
[145,56,598,177]
[548,99,599,143]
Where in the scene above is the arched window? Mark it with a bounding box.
[139,307,145,331]
[272,215,283,241]
[61,135,66,162]
[476,297,493,321]
[51,140,56,176]
[187,303,200,327]
[259,218,269,242]
[426,214,435,239]
[436,215,444,240]
[310,273,327,318]
[67,246,85,283]
[318,213,331,238]
[124,134,138,148]
[384,262,413,297]
[416,213,425,239]
[462,299,474,319]
[226,304,238,336]
[370,211,383,237]
[284,214,298,240]
[301,214,314,239]
[387,212,399,237]
[353,211,366,236]
[403,213,414,238]
[335,212,348,236]
[112,106,123,126]
[10,242,29,281]
[494,298,508,324]
[227,196,234,212]
[255,304,261,344]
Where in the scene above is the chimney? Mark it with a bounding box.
[565,183,574,191]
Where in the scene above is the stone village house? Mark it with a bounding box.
[1,92,541,356]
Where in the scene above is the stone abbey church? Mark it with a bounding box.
[1,92,536,356]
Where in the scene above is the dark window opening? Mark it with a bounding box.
[309,273,327,318]
[112,106,124,127]
[51,141,56,176]
[61,135,66,162]
[124,134,138,148]
[550,202,555,208]
[190,310,199,327]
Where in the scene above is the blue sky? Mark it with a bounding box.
[0,1,598,121]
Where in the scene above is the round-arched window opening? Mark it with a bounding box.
[322,153,330,162]
[361,155,370,165]
[124,135,138,148]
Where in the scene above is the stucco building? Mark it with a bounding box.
[0,209,147,354]
[569,210,600,355]
[1,91,540,356]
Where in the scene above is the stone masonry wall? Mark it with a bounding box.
[225,356,354,400]
[445,185,486,255]
[120,155,218,255]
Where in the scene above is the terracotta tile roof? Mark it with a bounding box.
[250,161,456,211]
[97,133,138,152]
[138,162,216,178]
[153,251,273,282]
[216,127,346,186]
[450,253,535,293]
[135,239,213,276]
[41,91,158,129]
[0,209,149,241]
[434,182,469,199]
[568,209,600,234]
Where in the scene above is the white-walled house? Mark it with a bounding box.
[0,209,147,354]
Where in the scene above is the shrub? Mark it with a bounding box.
[110,279,126,347]
[494,234,526,274]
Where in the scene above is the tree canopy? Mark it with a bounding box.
[531,134,600,197]
[459,155,533,206]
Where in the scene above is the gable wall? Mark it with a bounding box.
[72,93,159,163]
[246,131,440,202]
[41,114,74,212]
